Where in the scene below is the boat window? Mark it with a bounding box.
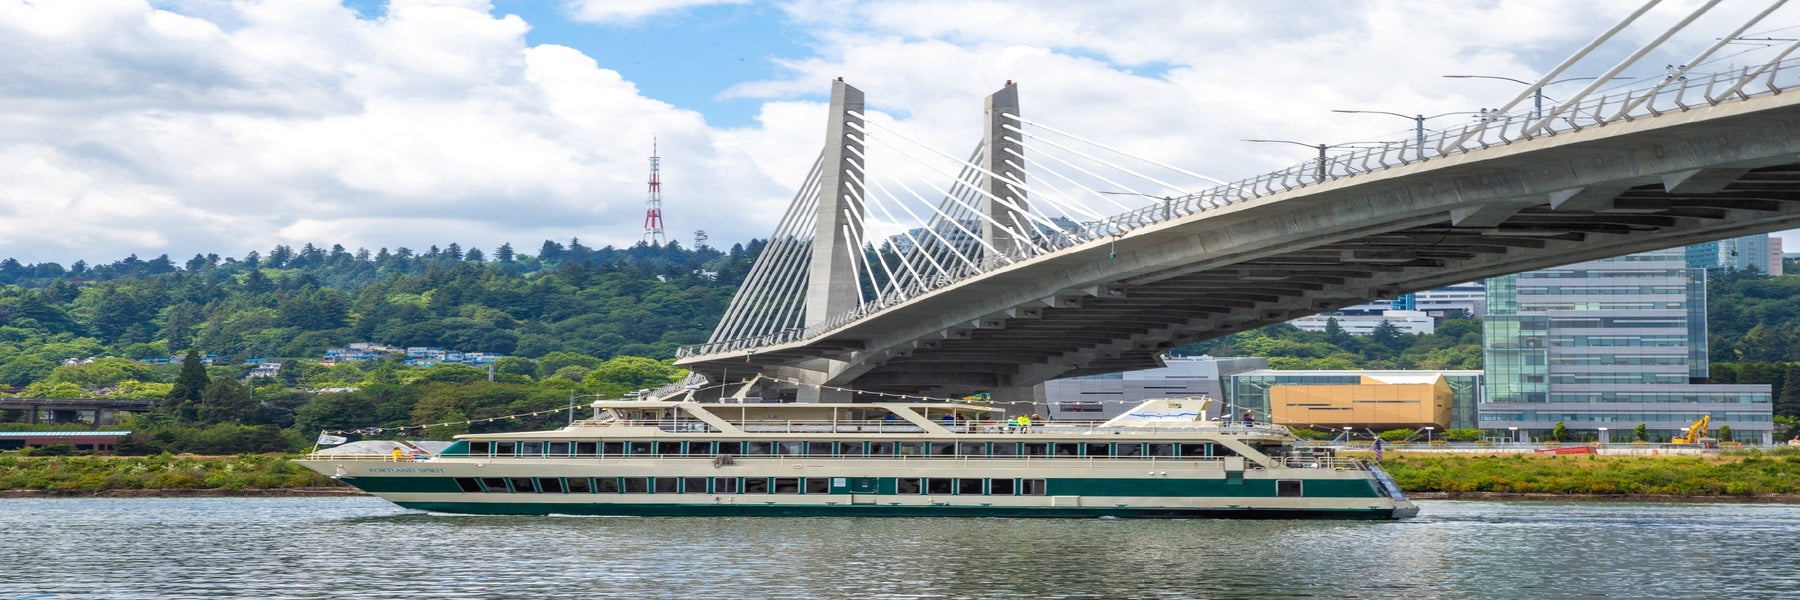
[520,442,543,456]
[479,477,509,492]
[990,478,1015,495]
[657,441,682,455]
[683,477,709,493]
[929,442,955,456]
[714,477,739,494]
[869,442,895,455]
[566,478,592,493]
[602,441,625,455]
[1178,443,1209,457]
[744,478,769,493]
[773,478,800,494]
[1052,443,1080,456]
[548,442,571,455]
[1278,480,1303,497]
[654,478,678,494]
[805,478,830,494]
[958,442,987,456]
[574,442,598,456]
[897,478,922,494]
[455,478,482,493]
[1021,479,1047,495]
[1214,446,1239,458]
[622,478,649,493]
[510,477,538,493]
[595,478,619,493]
[717,441,743,455]
[926,478,954,495]
[1084,443,1110,457]
[467,441,490,455]
[537,478,565,493]
[957,479,983,495]
[1115,443,1143,457]
[1147,443,1176,457]
[745,442,773,455]
[991,442,1019,456]
[897,441,925,456]
[777,441,805,455]
[495,441,516,456]
[838,442,865,455]
[808,441,835,456]
[629,441,653,455]
[1022,443,1048,456]
[686,442,715,455]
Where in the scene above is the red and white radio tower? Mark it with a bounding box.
[642,138,666,245]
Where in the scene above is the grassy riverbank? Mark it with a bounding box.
[1378,451,1800,497]
[0,453,338,495]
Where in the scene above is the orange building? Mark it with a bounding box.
[1269,374,1451,430]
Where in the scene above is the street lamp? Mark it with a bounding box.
[1423,426,1435,444]
[1441,75,1632,121]
[1243,139,1339,181]
[1100,191,1177,220]
[1342,426,1353,444]
[1508,426,1519,445]
[1598,426,1609,445]
[1330,110,1481,160]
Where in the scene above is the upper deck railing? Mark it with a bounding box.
[677,59,1800,359]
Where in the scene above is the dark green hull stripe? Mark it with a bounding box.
[392,501,1410,520]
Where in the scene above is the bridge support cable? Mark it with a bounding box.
[846,142,992,275]
[842,131,1028,263]
[1002,113,1231,187]
[707,155,823,344]
[998,145,1155,216]
[1523,0,1721,139]
[1613,0,1790,118]
[847,118,1065,257]
[999,128,1195,203]
[1444,0,1663,150]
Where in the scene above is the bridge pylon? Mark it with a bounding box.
[796,78,866,402]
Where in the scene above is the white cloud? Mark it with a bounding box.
[562,0,752,25]
[0,0,1790,266]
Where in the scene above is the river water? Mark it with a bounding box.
[0,497,1795,599]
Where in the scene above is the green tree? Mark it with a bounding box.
[1634,423,1649,442]
[197,377,260,425]
[1550,421,1568,442]
[165,351,210,421]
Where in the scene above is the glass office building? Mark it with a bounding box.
[1686,233,1771,274]
[1481,249,1772,443]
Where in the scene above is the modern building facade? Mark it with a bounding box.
[1481,248,1773,444]
[1687,233,1771,274]
[1328,283,1488,319]
[1043,356,1267,420]
[1227,370,1483,431]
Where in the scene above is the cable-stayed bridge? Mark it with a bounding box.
[673,2,1800,405]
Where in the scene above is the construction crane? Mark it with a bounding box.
[1672,415,1713,445]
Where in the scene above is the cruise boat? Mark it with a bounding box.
[295,397,1417,519]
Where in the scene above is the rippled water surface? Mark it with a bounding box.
[1,497,1797,599]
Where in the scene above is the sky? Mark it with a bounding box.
[0,0,1796,266]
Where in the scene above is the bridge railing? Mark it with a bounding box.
[678,58,1800,360]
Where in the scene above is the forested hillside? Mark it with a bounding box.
[3,241,1799,454]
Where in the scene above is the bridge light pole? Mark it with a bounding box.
[1441,75,1628,121]
[1330,110,1481,160]
[1100,191,1176,221]
[1242,139,1331,181]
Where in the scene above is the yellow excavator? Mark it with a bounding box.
[1672,415,1715,446]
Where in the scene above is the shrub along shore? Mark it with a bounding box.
[1,451,1798,501]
